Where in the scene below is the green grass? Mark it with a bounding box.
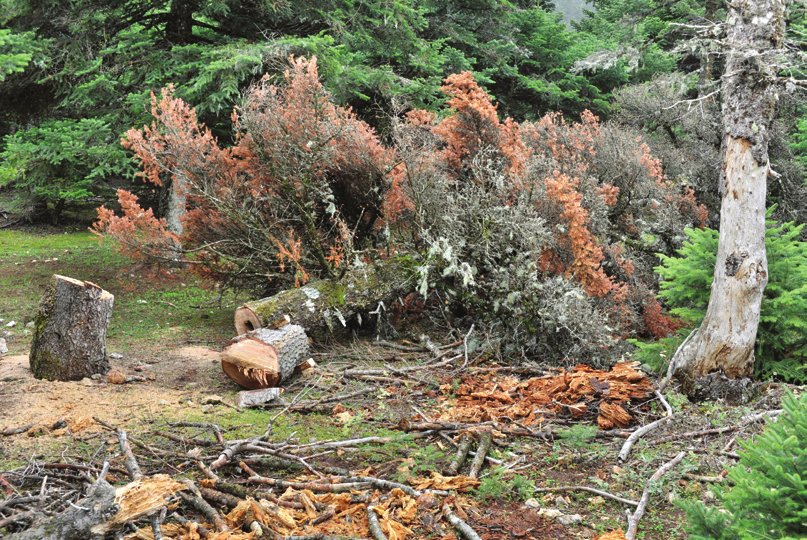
[0,229,241,355]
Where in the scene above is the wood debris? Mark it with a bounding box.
[436,362,654,429]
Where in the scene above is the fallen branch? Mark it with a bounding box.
[446,436,473,476]
[442,504,483,540]
[239,462,372,492]
[178,479,229,533]
[366,505,388,540]
[618,415,676,463]
[534,485,639,507]
[468,431,492,479]
[625,452,686,540]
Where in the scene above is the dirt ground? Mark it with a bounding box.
[0,346,230,457]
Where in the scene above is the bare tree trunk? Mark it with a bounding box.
[29,275,114,381]
[674,0,784,396]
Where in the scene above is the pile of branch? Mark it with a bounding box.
[0,418,487,540]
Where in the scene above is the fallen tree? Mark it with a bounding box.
[234,258,412,335]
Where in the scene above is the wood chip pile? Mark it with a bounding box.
[436,362,655,429]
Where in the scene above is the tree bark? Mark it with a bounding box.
[234,258,411,335]
[29,275,114,381]
[674,0,784,393]
[221,324,310,388]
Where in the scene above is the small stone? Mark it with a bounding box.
[109,353,123,359]
[81,378,94,386]
[25,321,34,329]
[108,370,126,384]
[703,490,715,501]
[202,395,223,405]
[91,374,101,380]
[666,491,677,504]
[158,399,171,406]
[0,338,7,354]
[557,514,583,526]
[537,508,562,518]
[555,496,568,508]
[524,498,541,509]
[6,321,16,327]
[201,404,214,414]
[589,496,606,506]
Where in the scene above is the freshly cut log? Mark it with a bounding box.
[29,275,114,381]
[234,258,411,335]
[221,325,309,389]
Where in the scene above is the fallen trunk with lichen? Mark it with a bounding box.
[234,258,412,335]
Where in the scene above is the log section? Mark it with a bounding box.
[221,325,309,388]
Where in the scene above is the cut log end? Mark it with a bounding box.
[220,340,280,389]
[234,306,262,335]
[221,324,309,389]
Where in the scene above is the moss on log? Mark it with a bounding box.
[234,258,412,335]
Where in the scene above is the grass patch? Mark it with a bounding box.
[0,230,242,355]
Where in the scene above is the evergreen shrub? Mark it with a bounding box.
[646,208,807,382]
[679,389,807,540]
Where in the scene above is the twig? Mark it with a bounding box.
[366,506,388,540]
[655,390,673,417]
[534,486,639,507]
[239,462,372,492]
[625,452,686,540]
[442,504,483,540]
[618,415,676,463]
[684,473,726,483]
[652,425,737,445]
[117,429,143,480]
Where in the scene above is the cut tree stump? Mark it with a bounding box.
[29,275,114,381]
[221,325,309,389]
[234,258,411,335]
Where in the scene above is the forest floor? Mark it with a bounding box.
[0,224,794,540]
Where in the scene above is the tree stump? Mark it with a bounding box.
[29,275,114,381]
[221,324,309,389]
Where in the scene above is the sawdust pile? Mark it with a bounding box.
[437,362,655,429]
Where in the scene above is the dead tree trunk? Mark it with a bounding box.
[234,258,411,335]
[29,275,114,381]
[674,0,785,398]
[221,324,310,388]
